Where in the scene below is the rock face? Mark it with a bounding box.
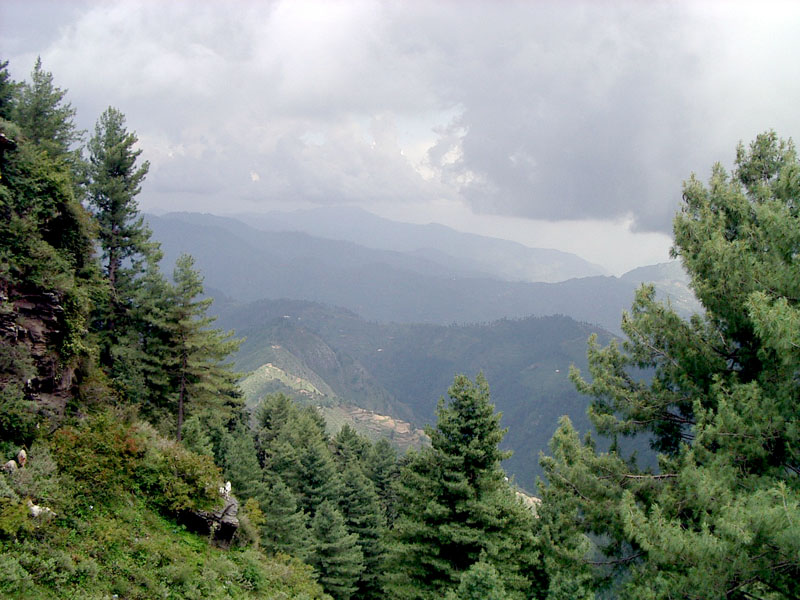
[181,483,240,549]
[0,283,75,418]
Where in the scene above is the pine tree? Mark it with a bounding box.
[13,57,83,163]
[339,465,386,600]
[167,254,242,440]
[332,424,370,467]
[386,374,544,599]
[444,561,510,600]
[364,438,399,525]
[87,106,152,296]
[296,433,342,516]
[260,476,311,558]
[222,425,266,502]
[309,500,365,600]
[0,59,18,120]
[539,132,800,599]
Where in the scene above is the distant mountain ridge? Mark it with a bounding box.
[147,211,699,334]
[231,205,609,283]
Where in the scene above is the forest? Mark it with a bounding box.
[1,57,798,600]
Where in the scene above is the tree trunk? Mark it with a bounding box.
[177,352,187,441]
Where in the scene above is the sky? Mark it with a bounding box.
[3,0,800,274]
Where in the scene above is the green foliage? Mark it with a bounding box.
[87,106,151,289]
[387,374,544,599]
[260,477,311,558]
[339,465,386,600]
[0,59,18,120]
[443,560,510,600]
[140,436,220,513]
[12,57,83,164]
[309,500,364,600]
[0,383,38,446]
[540,132,800,599]
[169,253,243,440]
[51,411,145,507]
[363,438,399,525]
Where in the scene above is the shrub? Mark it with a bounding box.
[140,436,220,513]
[51,410,145,506]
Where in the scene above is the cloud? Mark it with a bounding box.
[3,0,800,232]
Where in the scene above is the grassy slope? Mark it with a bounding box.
[0,497,326,600]
[0,417,328,600]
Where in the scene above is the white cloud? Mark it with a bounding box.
[3,0,800,270]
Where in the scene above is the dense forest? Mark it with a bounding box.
[1,57,798,600]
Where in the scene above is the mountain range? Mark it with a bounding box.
[147,210,698,334]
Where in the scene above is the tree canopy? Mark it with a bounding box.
[538,131,800,599]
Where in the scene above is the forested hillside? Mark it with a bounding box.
[215,299,620,485]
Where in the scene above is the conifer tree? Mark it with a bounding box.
[222,424,266,502]
[332,424,370,467]
[87,106,152,296]
[339,465,386,600]
[386,374,544,599]
[444,561,511,600]
[538,132,800,599]
[13,57,83,164]
[364,438,399,525]
[309,500,365,600]
[296,432,342,516]
[167,253,242,440]
[260,477,311,558]
[0,59,17,120]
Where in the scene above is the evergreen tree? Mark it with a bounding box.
[0,59,18,120]
[222,424,266,502]
[339,465,386,600]
[539,132,800,599]
[309,500,365,600]
[364,438,399,525]
[168,253,242,440]
[260,476,311,558]
[296,432,342,516]
[386,374,544,599]
[87,106,152,297]
[444,560,510,600]
[332,424,370,467]
[13,57,83,163]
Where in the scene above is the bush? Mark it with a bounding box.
[0,382,38,446]
[140,437,220,513]
[51,411,145,507]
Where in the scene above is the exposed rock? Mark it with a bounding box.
[181,483,240,549]
[515,490,542,516]
[0,283,75,419]
[27,499,56,519]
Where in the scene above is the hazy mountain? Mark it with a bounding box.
[148,212,696,334]
[231,205,609,283]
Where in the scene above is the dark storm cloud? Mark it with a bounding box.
[2,1,799,232]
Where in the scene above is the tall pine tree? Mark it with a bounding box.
[538,132,800,599]
[386,374,544,599]
[309,500,365,600]
[167,253,242,440]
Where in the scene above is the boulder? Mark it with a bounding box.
[27,499,56,519]
[181,483,240,549]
